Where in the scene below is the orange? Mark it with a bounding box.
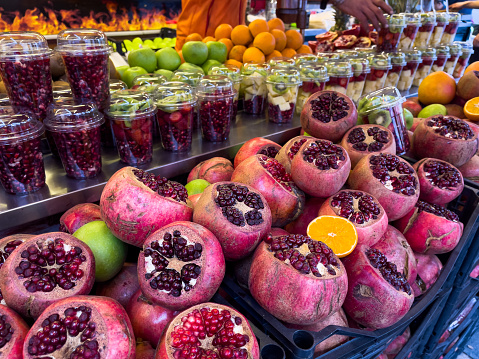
[268,18,285,32]
[202,36,216,43]
[253,32,276,55]
[281,48,297,58]
[418,71,456,105]
[231,25,253,46]
[306,215,358,258]
[248,42,256,48]
[266,50,283,62]
[243,47,266,64]
[297,44,313,54]
[218,38,234,55]
[229,45,247,62]
[270,29,287,51]
[464,97,479,121]
[248,19,269,37]
[185,33,203,43]
[215,24,233,40]
[225,59,243,68]
[465,61,479,74]
[285,29,304,50]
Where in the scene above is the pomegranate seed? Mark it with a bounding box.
[309,92,351,123]
[366,248,411,294]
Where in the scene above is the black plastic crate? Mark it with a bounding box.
[454,226,479,289]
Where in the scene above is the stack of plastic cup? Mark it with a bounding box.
[131,73,167,94]
[208,65,242,118]
[430,12,449,47]
[296,64,329,114]
[266,68,301,124]
[364,54,391,93]
[240,63,270,116]
[441,13,461,45]
[293,53,318,67]
[336,49,358,59]
[376,14,406,52]
[444,42,462,76]
[432,45,450,72]
[325,60,353,94]
[385,52,406,88]
[413,12,436,48]
[413,47,437,87]
[397,49,422,91]
[453,42,474,78]
[398,13,421,51]
[347,58,370,103]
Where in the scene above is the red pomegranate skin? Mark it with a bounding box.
[234,137,281,168]
[187,157,234,184]
[59,203,102,234]
[285,197,325,236]
[458,155,479,183]
[411,252,443,297]
[0,305,29,359]
[384,327,411,356]
[275,135,312,173]
[95,263,140,308]
[136,341,156,359]
[100,167,193,247]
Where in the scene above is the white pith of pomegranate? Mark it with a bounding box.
[249,234,348,325]
[275,135,311,172]
[0,305,29,359]
[0,232,95,318]
[59,203,102,234]
[23,295,136,359]
[411,252,443,297]
[233,137,281,168]
[137,221,225,311]
[156,302,260,359]
[394,200,463,254]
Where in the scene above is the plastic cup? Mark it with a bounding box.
[268,57,296,70]
[384,52,406,88]
[347,58,370,103]
[0,112,45,194]
[154,83,195,152]
[131,73,167,93]
[106,89,156,165]
[110,79,128,94]
[441,13,461,45]
[413,12,436,48]
[376,14,406,52]
[0,32,53,121]
[316,52,341,59]
[240,63,270,115]
[357,87,409,155]
[208,65,242,119]
[171,71,203,129]
[266,68,300,124]
[336,50,358,60]
[325,60,353,94]
[56,29,111,112]
[444,43,462,76]
[293,53,318,67]
[413,47,437,87]
[197,75,235,142]
[296,64,328,114]
[397,49,422,91]
[430,12,449,47]
[398,13,421,51]
[44,103,103,179]
[432,45,450,73]
[453,42,473,79]
[364,54,391,94]
[0,94,10,107]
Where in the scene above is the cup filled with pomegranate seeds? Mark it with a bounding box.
[208,64,242,119]
[430,12,449,47]
[398,13,421,50]
[296,64,329,114]
[106,89,157,165]
[266,68,301,124]
[376,13,406,52]
[44,102,104,179]
[324,60,353,94]
[441,12,461,45]
[413,12,436,48]
[384,52,406,88]
[0,31,54,121]
[240,63,270,116]
[346,58,370,103]
[453,41,473,79]
[444,42,462,76]
[413,47,437,87]
[397,49,422,91]
[0,111,46,194]
[432,45,450,73]
[363,53,391,94]
[154,83,196,152]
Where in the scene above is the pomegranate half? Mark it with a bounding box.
[0,305,29,359]
[275,135,311,173]
[234,137,281,168]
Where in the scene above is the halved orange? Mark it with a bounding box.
[306,215,358,258]
[464,97,479,122]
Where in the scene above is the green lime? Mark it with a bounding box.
[185,179,211,196]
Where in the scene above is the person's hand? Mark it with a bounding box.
[334,0,393,32]
[473,33,479,47]
[449,1,468,11]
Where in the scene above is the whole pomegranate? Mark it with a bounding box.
[249,234,348,325]
[342,246,414,329]
[187,157,234,184]
[291,139,351,198]
[233,137,281,168]
[100,167,193,247]
[136,341,156,359]
[0,305,29,359]
[394,200,463,254]
[231,155,305,227]
[413,115,478,167]
[0,232,96,318]
[456,70,479,100]
[95,263,140,308]
[413,158,464,205]
[340,125,396,169]
[285,197,325,236]
[411,252,443,297]
[137,221,225,310]
[59,203,102,234]
[458,155,479,183]
[193,182,272,261]
[275,135,311,172]
[301,90,358,143]
[156,302,260,359]
[318,190,388,247]
[348,153,419,221]
[23,295,135,358]
[384,327,411,356]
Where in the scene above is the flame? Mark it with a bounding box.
[0,1,178,35]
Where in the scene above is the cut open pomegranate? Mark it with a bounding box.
[411,252,443,297]
[275,135,310,173]
[0,304,29,359]
[233,137,281,168]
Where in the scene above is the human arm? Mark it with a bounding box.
[332,0,393,32]
[450,1,479,11]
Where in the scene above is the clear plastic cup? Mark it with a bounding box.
[385,52,406,88]
[376,14,406,52]
[296,64,328,114]
[0,112,45,194]
[364,54,392,94]
[325,60,353,94]
[56,29,111,112]
[316,52,340,59]
[432,45,450,72]
[107,90,156,165]
[413,12,436,48]
[354,47,377,56]
[197,75,235,142]
[208,65,241,118]
[336,49,358,59]
[109,79,128,94]
[0,94,10,107]
[293,53,318,67]
[154,83,195,152]
[131,73,167,94]
[240,63,269,115]
[444,43,462,76]
[0,32,53,121]
[430,12,449,47]
[268,57,296,70]
[171,71,203,129]
[44,103,103,178]
[397,49,422,91]
[453,41,473,79]
[399,13,421,51]
[266,68,301,124]
[357,87,409,155]
[413,47,437,87]
[347,58,370,103]
[441,12,461,45]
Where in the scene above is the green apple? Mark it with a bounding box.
[418,104,447,118]
[185,179,211,196]
[132,37,143,46]
[403,108,414,129]
[116,65,130,80]
[182,41,208,65]
[123,66,148,88]
[143,39,155,49]
[154,68,174,80]
[178,62,204,74]
[207,41,228,63]
[156,47,181,71]
[128,47,157,73]
[202,59,222,74]
[124,39,133,52]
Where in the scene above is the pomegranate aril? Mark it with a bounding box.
[423,160,462,189]
[415,200,459,221]
[0,314,14,349]
[427,115,474,140]
[157,107,193,152]
[259,156,294,191]
[369,154,417,195]
[310,92,350,123]
[267,102,294,124]
[258,145,279,158]
[199,98,233,142]
[288,138,308,160]
[366,248,411,294]
[331,191,380,224]
[133,168,188,203]
[243,95,266,115]
[302,140,345,170]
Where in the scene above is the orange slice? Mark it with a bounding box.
[306,215,358,258]
[464,97,479,122]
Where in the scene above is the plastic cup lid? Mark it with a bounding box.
[266,68,301,85]
[350,58,371,74]
[268,57,296,68]
[416,46,437,59]
[357,86,405,114]
[299,64,328,82]
[132,73,167,87]
[44,102,104,132]
[448,43,463,56]
[154,83,195,108]
[0,94,10,107]
[0,112,44,144]
[56,29,111,53]
[435,12,449,23]
[293,53,319,65]
[389,52,407,65]
[448,12,461,22]
[0,31,52,60]
[385,13,406,27]
[420,12,436,25]
[241,63,270,78]
[109,79,128,94]
[196,75,235,96]
[403,49,423,62]
[325,60,353,77]
[208,65,242,83]
[170,71,204,86]
[403,13,421,25]
[316,52,341,59]
[454,41,473,52]
[435,45,450,56]
[107,89,156,118]
[369,54,392,69]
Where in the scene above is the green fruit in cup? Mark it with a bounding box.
[123,66,148,88]
[182,41,209,65]
[418,104,447,118]
[156,47,181,71]
[128,47,157,73]
[185,179,211,196]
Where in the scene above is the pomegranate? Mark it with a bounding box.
[100,167,193,247]
[156,302,260,359]
[126,290,177,348]
[340,125,396,169]
[458,155,479,183]
[384,327,411,356]
[348,153,419,221]
[137,221,225,310]
[231,155,305,227]
[233,137,281,168]
[59,203,102,234]
[291,139,351,198]
[300,90,358,143]
[23,295,135,358]
[284,197,326,236]
[456,70,479,101]
[411,253,443,297]
[413,115,478,167]
[0,232,95,318]
[95,263,140,308]
[136,340,156,359]
[471,263,479,278]
[193,182,272,261]
[342,246,414,329]
[371,226,417,286]
[187,157,234,184]
[188,193,202,207]
[249,234,348,325]
[318,190,388,247]
[285,309,349,356]
[394,200,463,254]
[0,305,29,359]
[413,158,464,205]
[275,135,311,172]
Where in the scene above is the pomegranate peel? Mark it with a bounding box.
[0,305,29,359]
[59,203,102,234]
[275,135,311,173]
[411,252,443,296]
[233,137,281,168]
